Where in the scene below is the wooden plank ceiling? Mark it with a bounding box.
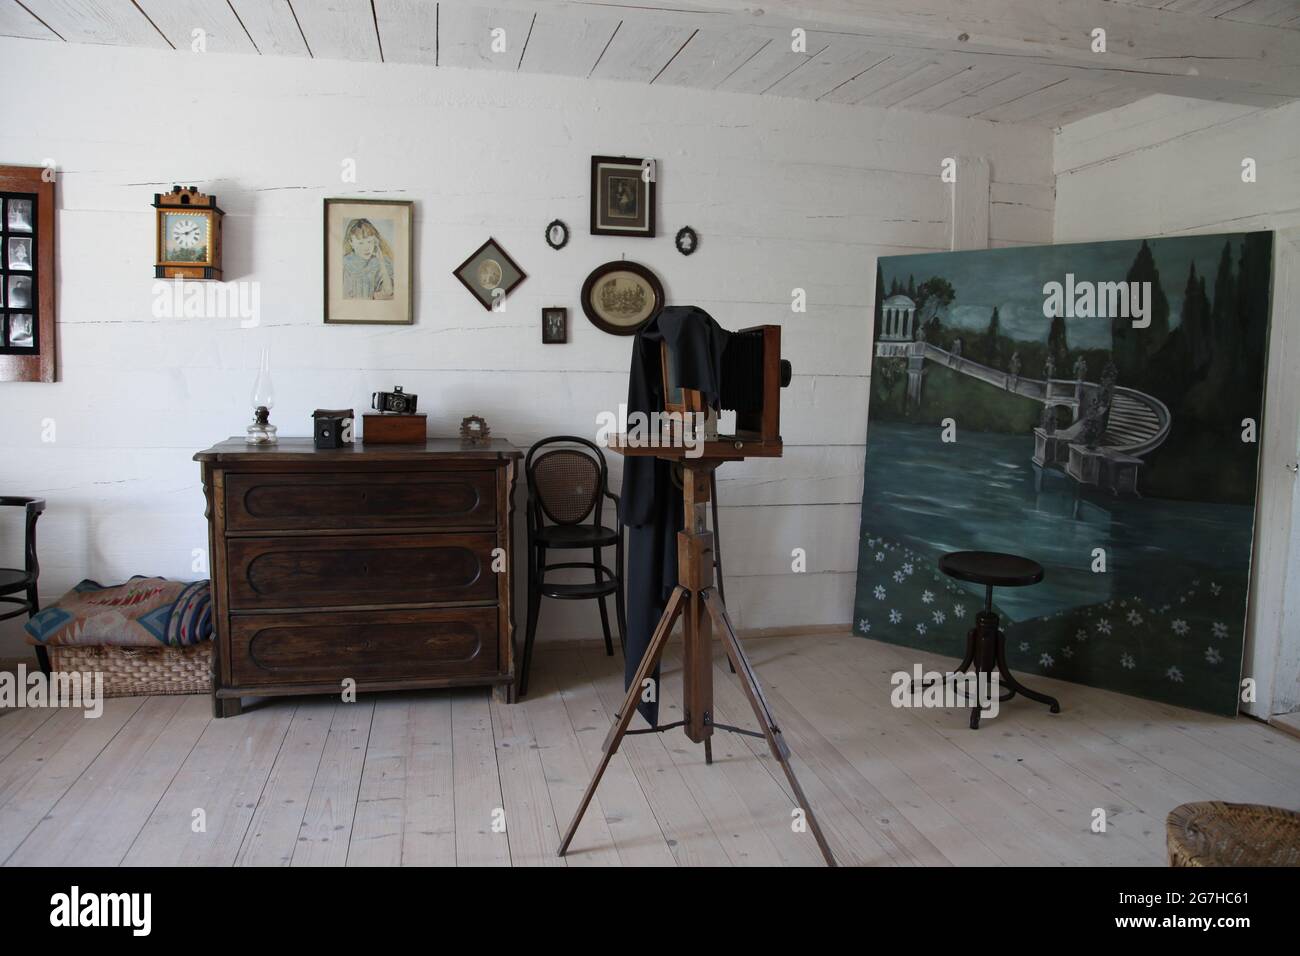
[5,0,1300,127]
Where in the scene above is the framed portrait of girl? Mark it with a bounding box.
[324,198,414,324]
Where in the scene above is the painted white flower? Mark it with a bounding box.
[875,551,885,562]
[858,618,870,633]
[1120,600,1128,608]
[889,609,902,624]
[1075,628,1088,642]
[921,590,934,604]
[1210,582,1222,596]
[1166,666,1184,683]
[1126,610,1143,626]
[902,562,914,576]
[893,570,905,583]
[1096,618,1112,635]
[932,610,946,625]
[953,603,967,619]
[1171,619,1189,636]
[1212,621,1227,639]
[1192,578,1201,588]
[1039,653,1054,669]
[1179,596,1186,604]
[874,585,887,600]
[1019,641,1029,652]
[915,622,927,636]
[1121,652,1135,669]
[1205,646,1222,665]
[1062,646,1074,659]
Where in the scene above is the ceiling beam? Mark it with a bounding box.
[494,0,1300,104]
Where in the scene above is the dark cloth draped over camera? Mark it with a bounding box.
[621,306,730,726]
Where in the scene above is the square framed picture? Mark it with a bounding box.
[542,307,567,344]
[590,156,655,238]
[324,198,414,325]
[453,238,526,312]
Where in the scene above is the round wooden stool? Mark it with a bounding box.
[938,550,1060,729]
[1167,801,1300,867]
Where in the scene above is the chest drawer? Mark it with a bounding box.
[225,532,498,610]
[228,607,499,685]
[225,470,497,532]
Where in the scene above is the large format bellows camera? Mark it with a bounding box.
[661,325,792,452]
[371,385,417,414]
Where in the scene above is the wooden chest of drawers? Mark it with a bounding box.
[195,438,521,717]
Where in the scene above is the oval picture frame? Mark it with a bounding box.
[580,260,665,336]
[675,226,698,256]
[545,219,569,250]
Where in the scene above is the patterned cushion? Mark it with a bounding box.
[25,577,213,647]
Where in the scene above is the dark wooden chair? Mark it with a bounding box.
[0,497,46,673]
[520,437,626,697]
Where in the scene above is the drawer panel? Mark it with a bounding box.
[226,533,497,610]
[225,470,497,532]
[228,607,499,685]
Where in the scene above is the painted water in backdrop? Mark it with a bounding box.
[854,234,1272,714]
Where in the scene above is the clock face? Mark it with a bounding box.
[172,219,201,248]
[163,213,208,262]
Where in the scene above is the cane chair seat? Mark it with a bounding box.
[535,524,619,547]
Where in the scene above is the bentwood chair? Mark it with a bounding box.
[0,497,47,673]
[519,437,626,697]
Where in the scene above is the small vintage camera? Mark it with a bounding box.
[371,385,417,414]
[312,409,354,449]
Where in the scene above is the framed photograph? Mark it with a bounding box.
[580,260,664,335]
[545,219,569,250]
[454,238,526,312]
[1,168,55,381]
[7,198,32,232]
[590,156,655,238]
[8,236,32,270]
[542,307,567,343]
[324,198,414,325]
[8,274,31,309]
[6,313,33,348]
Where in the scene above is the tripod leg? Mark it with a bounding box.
[710,471,736,676]
[703,590,837,868]
[558,586,688,857]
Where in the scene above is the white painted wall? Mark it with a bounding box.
[0,38,1054,658]
[1055,94,1300,718]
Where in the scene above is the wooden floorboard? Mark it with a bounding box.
[3,632,1299,867]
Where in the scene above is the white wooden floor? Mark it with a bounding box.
[3,633,1299,866]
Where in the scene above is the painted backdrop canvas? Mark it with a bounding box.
[853,233,1272,715]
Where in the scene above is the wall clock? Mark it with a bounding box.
[580,260,664,335]
[153,185,223,280]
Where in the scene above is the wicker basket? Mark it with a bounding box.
[1167,801,1300,867]
[46,643,212,698]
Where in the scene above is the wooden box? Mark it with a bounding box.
[194,437,522,716]
[363,412,426,443]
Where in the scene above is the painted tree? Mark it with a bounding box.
[1113,239,1170,382]
[1046,314,1070,378]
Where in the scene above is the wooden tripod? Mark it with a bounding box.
[557,457,837,866]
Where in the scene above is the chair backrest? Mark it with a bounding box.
[0,497,45,575]
[525,437,607,527]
